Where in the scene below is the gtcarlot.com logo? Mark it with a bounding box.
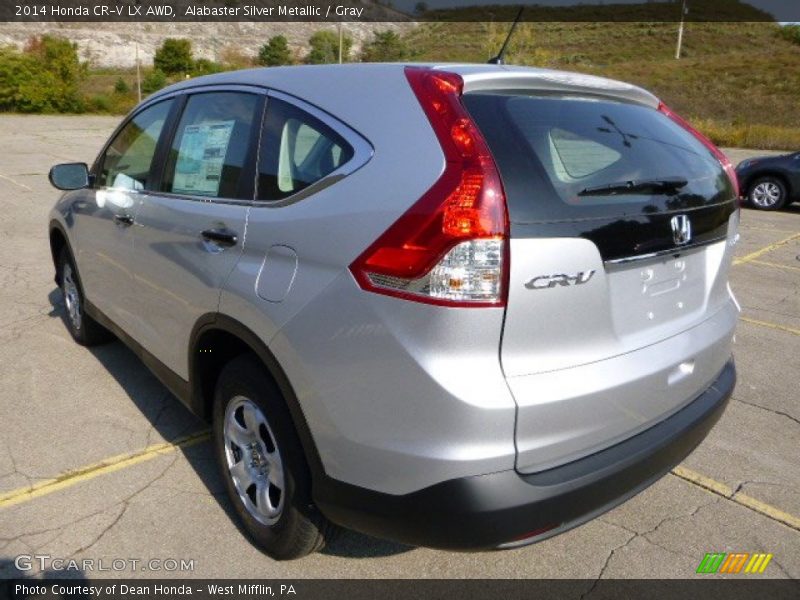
[696,552,773,574]
[14,554,195,573]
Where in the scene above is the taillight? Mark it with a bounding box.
[658,102,740,199]
[349,67,509,307]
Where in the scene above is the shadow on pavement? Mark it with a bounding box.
[45,288,410,560]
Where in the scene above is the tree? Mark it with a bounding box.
[360,31,409,62]
[0,35,86,113]
[257,35,292,66]
[306,30,352,64]
[414,2,428,15]
[153,38,193,75]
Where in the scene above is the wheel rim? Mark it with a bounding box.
[751,182,782,208]
[223,396,285,525]
[62,263,82,331]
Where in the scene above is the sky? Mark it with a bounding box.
[391,0,800,22]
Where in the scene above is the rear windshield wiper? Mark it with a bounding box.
[578,177,688,197]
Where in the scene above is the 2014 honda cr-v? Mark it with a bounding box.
[48,64,739,559]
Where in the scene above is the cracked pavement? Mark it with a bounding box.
[0,116,798,580]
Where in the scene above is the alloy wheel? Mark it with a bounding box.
[223,396,285,525]
[62,262,82,331]
[751,181,782,208]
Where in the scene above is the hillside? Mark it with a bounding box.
[0,20,411,68]
[405,21,800,149]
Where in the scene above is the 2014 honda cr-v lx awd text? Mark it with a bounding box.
[48,64,740,559]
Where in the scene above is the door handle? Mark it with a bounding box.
[113,214,134,227]
[201,228,238,248]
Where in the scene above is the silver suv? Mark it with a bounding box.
[48,64,739,559]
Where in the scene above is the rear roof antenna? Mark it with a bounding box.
[488,6,524,65]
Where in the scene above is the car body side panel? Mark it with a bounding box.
[267,271,518,496]
[217,69,519,495]
[50,187,138,331]
[128,195,249,379]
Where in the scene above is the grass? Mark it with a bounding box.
[404,21,800,150]
[71,20,800,150]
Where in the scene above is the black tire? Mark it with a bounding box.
[57,248,114,346]
[213,354,335,560]
[747,176,788,211]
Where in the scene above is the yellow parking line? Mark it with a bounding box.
[733,232,800,266]
[0,431,210,509]
[2,429,799,535]
[672,466,800,531]
[740,317,800,337]
[671,465,732,496]
[748,259,800,273]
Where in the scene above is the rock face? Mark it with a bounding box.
[0,21,413,67]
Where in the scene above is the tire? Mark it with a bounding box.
[213,354,335,559]
[747,176,787,211]
[57,248,114,346]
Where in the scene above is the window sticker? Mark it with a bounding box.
[173,120,235,196]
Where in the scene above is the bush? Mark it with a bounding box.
[0,36,86,113]
[141,69,167,94]
[219,45,252,70]
[360,31,409,62]
[114,78,129,94]
[306,30,352,64]
[257,35,292,66]
[777,24,800,45]
[89,94,112,112]
[192,58,223,76]
[154,38,193,75]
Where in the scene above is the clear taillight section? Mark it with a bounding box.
[349,67,509,307]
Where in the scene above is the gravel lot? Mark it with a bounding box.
[0,115,798,580]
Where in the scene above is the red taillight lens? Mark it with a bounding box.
[658,102,740,198]
[349,67,509,307]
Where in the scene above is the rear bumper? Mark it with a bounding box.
[314,359,735,550]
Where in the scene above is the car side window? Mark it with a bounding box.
[98,99,173,190]
[162,91,261,200]
[257,98,354,201]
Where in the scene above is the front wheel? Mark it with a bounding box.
[748,177,787,210]
[57,248,113,346]
[213,355,335,559]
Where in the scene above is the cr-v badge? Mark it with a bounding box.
[671,214,692,245]
[525,271,596,290]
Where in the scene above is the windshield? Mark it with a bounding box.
[462,93,734,223]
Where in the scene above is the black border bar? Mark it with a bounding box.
[2,1,800,23]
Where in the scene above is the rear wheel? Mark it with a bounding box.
[57,248,113,346]
[213,354,335,559]
[748,177,787,210]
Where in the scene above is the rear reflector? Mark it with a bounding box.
[658,102,740,199]
[349,67,509,307]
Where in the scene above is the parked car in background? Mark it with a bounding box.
[736,151,800,210]
[48,64,739,559]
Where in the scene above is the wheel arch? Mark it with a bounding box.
[189,314,326,482]
[48,220,71,285]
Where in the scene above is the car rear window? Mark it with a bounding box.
[462,92,734,223]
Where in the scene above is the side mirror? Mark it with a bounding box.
[49,163,90,191]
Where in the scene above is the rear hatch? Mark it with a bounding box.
[463,91,738,473]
